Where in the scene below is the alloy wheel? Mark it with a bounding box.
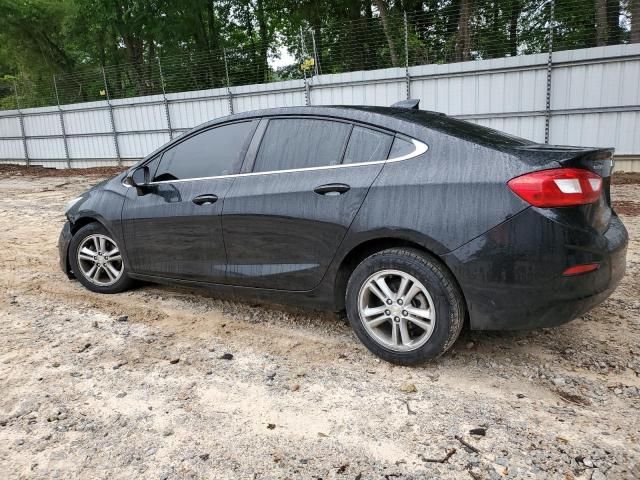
[357,269,436,352]
[76,234,124,286]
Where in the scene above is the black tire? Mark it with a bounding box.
[345,247,465,365]
[69,222,134,294]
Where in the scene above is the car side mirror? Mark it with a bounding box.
[126,166,150,195]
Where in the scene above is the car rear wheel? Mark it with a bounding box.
[345,248,465,365]
[69,223,134,294]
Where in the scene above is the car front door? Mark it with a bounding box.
[222,118,394,291]
[121,120,257,282]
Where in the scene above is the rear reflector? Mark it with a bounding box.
[563,263,600,276]
[508,168,602,207]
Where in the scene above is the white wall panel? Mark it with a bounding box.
[26,138,66,158]
[67,135,115,159]
[470,116,546,144]
[311,81,404,107]
[23,114,61,136]
[113,104,167,132]
[63,108,112,134]
[550,111,640,154]
[0,139,24,158]
[234,89,305,112]
[553,61,639,111]
[168,98,229,129]
[0,116,22,137]
[118,132,170,158]
[412,66,547,116]
[615,111,640,154]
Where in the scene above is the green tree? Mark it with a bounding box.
[0,0,636,109]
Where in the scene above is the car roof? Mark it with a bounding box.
[195,105,421,129]
[194,105,533,149]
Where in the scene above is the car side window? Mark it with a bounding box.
[388,136,416,159]
[252,118,351,173]
[153,121,254,182]
[142,154,161,179]
[342,126,393,164]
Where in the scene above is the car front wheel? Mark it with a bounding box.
[345,247,465,365]
[69,223,134,294]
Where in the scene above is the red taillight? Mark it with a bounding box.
[563,263,600,276]
[508,168,602,207]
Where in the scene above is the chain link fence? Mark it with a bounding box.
[1,0,638,111]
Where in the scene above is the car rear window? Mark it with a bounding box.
[342,126,393,164]
[397,110,533,148]
[252,118,351,172]
[153,121,254,181]
[388,136,416,159]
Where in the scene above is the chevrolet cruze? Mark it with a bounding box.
[59,101,628,365]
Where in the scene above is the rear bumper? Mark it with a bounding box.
[443,209,628,330]
[58,221,74,278]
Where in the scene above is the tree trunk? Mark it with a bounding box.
[455,0,473,62]
[206,0,218,52]
[372,0,400,67]
[508,1,522,56]
[632,0,640,44]
[256,0,269,82]
[606,0,620,45]
[112,1,146,96]
[595,0,608,46]
[362,2,375,70]
[126,39,146,96]
[407,1,430,64]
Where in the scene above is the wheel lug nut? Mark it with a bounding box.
[385,310,391,316]
[386,299,392,305]
[398,299,403,305]
[402,310,408,316]
[394,316,400,322]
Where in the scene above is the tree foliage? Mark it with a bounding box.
[0,0,637,108]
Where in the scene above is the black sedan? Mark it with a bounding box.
[59,101,628,365]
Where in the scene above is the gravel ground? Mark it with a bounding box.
[0,169,638,480]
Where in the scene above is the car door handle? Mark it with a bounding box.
[313,183,351,196]
[192,194,218,205]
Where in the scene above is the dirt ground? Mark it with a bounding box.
[0,168,639,480]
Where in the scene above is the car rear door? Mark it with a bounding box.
[222,117,394,291]
[121,120,257,282]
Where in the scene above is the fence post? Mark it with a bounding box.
[544,0,555,144]
[311,30,320,76]
[300,28,312,105]
[404,12,411,100]
[101,67,122,166]
[304,74,311,106]
[223,48,234,115]
[157,57,174,140]
[53,75,71,168]
[13,81,29,167]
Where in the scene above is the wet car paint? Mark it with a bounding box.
[60,105,628,330]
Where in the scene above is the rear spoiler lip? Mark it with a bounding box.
[513,145,616,176]
[513,145,614,156]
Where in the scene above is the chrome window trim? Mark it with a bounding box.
[124,138,428,187]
